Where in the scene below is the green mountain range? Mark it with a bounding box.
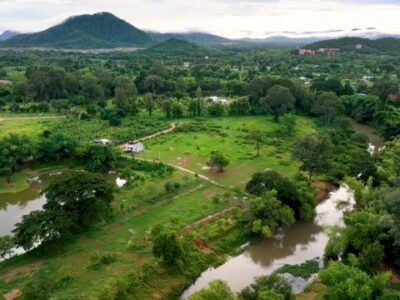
[1,12,153,49]
[307,37,400,54]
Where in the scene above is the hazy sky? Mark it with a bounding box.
[0,0,399,38]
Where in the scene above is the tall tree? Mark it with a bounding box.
[313,92,343,126]
[292,135,331,181]
[261,85,295,121]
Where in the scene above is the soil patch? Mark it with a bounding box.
[312,181,337,202]
[2,261,43,282]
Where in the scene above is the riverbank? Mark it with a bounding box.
[181,185,355,298]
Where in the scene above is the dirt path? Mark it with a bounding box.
[0,116,65,122]
[181,207,234,234]
[130,156,227,189]
[118,122,176,150]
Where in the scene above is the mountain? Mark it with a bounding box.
[144,38,201,54]
[0,31,19,41]
[1,12,153,49]
[148,31,231,45]
[306,37,400,54]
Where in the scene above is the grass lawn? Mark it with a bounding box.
[141,115,318,189]
[0,169,237,299]
[0,116,62,139]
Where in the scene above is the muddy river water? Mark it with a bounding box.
[181,186,355,298]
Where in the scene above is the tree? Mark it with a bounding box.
[145,75,163,95]
[239,274,293,300]
[207,152,229,173]
[261,85,295,121]
[292,135,331,181]
[152,227,183,265]
[196,86,204,116]
[113,76,138,114]
[37,133,78,162]
[81,74,105,106]
[250,190,295,238]
[313,92,343,126]
[82,145,119,173]
[144,93,155,116]
[249,131,264,156]
[189,280,236,300]
[13,171,114,250]
[280,113,296,136]
[319,258,390,300]
[229,98,250,116]
[0,134,35,173]
[0,167,12,184]
[208,103,225,117]
[0,235,14,259]
[172,101,184,118]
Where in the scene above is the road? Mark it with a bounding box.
[118,122,176,150]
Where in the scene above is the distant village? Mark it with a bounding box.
[298,47,340,56]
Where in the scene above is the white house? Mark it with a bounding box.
[126,142,144,153]
[209,96,228,105]
[94,139,112,145]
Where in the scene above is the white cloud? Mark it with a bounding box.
[0,0,399,38]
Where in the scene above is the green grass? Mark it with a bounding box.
[141,116,317,188]
[0,115,62,139]
[0,169,236,299]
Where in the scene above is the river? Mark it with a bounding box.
[182,121,384,298]
[181,186,355,298]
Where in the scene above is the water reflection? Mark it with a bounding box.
[181,186,354,298]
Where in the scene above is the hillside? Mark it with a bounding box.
[307,37,400,54]
[142,38,206,57]
[1,12,153,49]
[148,31,231,45]
[0,31,19,41]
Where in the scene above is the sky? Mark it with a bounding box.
[0,0,400,38]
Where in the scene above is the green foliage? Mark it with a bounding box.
[246,170,315,220]
[319,258,391,300]
[313,92,344,126]
[206,152,230,173]
[292,134,331,181]
[0,134,35,172]
[37,132,78,162]
[0,235,14,259]
[189,279,236,300]
[250,190,295,238]
[261,85,295,121]
[3,12,152,48]
[13,171,114,250]
[276,260,320,279]
[89,252,118,269]
[81,144,119,173]
[239,274,294,300]
[151,226,184,265]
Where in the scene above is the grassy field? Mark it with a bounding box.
[0,169,238,299]
[0,116,63,139]
[0,114,319,299]
[140,116,317,189]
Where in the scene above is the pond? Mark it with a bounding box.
[0,171,126,251]
[181,185,355,298]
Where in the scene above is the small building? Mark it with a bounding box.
[126,142,144,153]
[94,139,112,145]
[209,96,228,105]
[355,44,363,50]
[183,62,191,68]
[298,48,316,56]
[317,48,339,54]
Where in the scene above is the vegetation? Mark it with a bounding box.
[0,27,400,300]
